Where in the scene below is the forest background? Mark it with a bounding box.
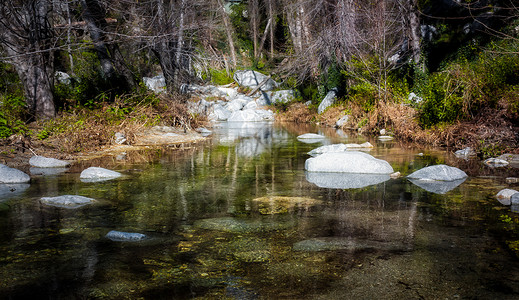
[0,0,518,157]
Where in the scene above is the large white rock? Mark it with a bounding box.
[306,172,390,189]
[143,75,166,93]
[233,70,278,91]
[305,151,394,174]
[209,105,232,121]
[225,98,247,112]
[407,164,467,181]
[318,88,337,114]
[270,90,296,104]
[308,143,373,156]
[80,167,121,182]
[29,155,70,168]
[228,109,264,122]
[0,164,30,183]
[40,195,95,208]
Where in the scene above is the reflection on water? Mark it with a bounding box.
[1,122,519,299]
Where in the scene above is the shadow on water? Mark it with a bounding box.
[1,121,519,299]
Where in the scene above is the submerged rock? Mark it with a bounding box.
[40,195,95,208]
[305,151,394,174]
[293,237,404,252]
[0,164,30,183]
[308,142,373,156]
[194,217,295,233]
[106,230,147,242]
[30,167,68,176]
[496,189,518,206]
[251,196,322,214]
[306,172,390,189]
[80,167,122,182]
[407,165,467,181]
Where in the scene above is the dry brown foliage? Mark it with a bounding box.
[276,103,315,123]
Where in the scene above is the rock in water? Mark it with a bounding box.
[305,151,394,174]
[80,167,121,182]
[40,195,95,208]
[407,164,467,181]
[407,164,467,194]
[496,189,518,205]
[105,230,147,242]
[297,133,326,144]
[0,164,30,183]
[29,155,70,168]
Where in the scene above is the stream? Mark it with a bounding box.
[1,121,519,299]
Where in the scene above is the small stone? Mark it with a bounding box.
[380,129,386,135]
[114,132,127,144]
[80,167,122,182]
[484,158,509,168]
[506,177,519,184]
[106,230,147,242]
[40,195,95,208]
[390,172,401,179]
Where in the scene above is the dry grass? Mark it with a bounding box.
[276,103,315,123]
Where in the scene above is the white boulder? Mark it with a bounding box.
[407,165,467,181]
[29,155,70,168]
[228,109,264,122]
[0,164,30,183]
[80,167,121,182]
[233,70,278,91]
[305,151,394,174]
[318,88,337,114]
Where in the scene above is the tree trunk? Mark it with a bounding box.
[80,0,136,89]
[0,0,56,120]
[218,0,237,68]
[404,0,421,66]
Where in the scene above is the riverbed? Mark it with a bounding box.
[1,122,519,299]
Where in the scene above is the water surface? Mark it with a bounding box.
[1,122,519,299]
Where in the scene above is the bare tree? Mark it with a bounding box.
[0,0,56,120]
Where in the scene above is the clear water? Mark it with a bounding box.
[1,122,519,299]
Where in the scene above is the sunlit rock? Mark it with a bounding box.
[407,164,467,181]
[407,165,467,194]
[305,151,394,174]
[308,142,373,156]
[114,132,127,144]
[80,167,121,182]
[143,75,166,93]
[40,195,94,208]
[408,178,466,194]
[233,70,278,91]
[297,133,326,144]
[454,147,476,159]
[335,115,349,127]
[29,155,70,168]
[209,104,232,121]
[390,172,401,179]
[0,164,30,183]
[225,98,247,112]
[251,196,322,214]
[196,127,212,136]
[306,172,390,189]
[484,157,509,168]
[318,88,337,114]
[378,135,394,141]
[228,109,264,122]
[506,177,519,184]
[0,183,30,201]
[496,189,518,205]
[105,230,147,242]
[270,90,296,104]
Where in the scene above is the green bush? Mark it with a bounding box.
[418,72,463,128]
[210,69,233,85]
[0,94,27,138]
